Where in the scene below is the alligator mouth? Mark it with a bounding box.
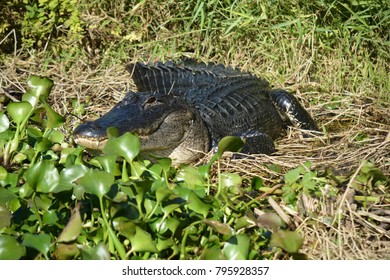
[73,135,108,150]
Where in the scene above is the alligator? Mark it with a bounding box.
[73,61,318,164]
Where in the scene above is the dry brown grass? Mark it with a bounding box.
[1,55,389,260]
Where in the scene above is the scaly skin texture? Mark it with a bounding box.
[74,61,318,164]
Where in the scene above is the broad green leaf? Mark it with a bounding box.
[58,164,88,192]
[78,169,114,198]
[42,210,59,225]
[156,238,174,252]
[0,187,16,206]
[57,204,83,243]
[0,205,12,228]
[0,113,10,133]
[165,217,181,233]
[270,230,303,254]
[200,246,225,260]
[217,136,244,158]
[103,132,140,163]
[7,101,33,125]
[22,233,51,257]
[81,243,110,260]
[46,128,64,143]
[220,172,242,189]
[176,165,205,189]
[204,219,234,236]
[54,243,80,260]
[155,179,173,203]
[25,160,60,193]
[157,158,172,173]
[41,103,65,129]
[22,92,38,108]
[149,217,169,234]
[0,235,26,260]
[176,186,209,217]
[223,234,250,260]
[19,182,34,198]
[162,200,183,217]
[27,76,54,101]
[34,137,53,153]
[129,226,158,253]
[113,217,136,240]
[93,155,121,175]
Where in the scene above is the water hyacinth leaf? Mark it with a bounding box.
[157,158,172,173]
[34,137,53,153]
[41,103,65,129]
[0,112,10,133]
[129,226,158,253]
[176,187,210,217]
[79,169,114,198]
[7,101,33,125]
[166,217,181,233]
[204,219,234,236]
[22,233,51,257]
[25,160,60,193]
[0,205,12,228]
[217,136,244,158]
[149,217,169,234]
[58,164,89,192]
[270,230,303,254]
[0,186,16,206]
[93,155,121,175]
[0,167,7,181]
[155,180,173,203]
[42,210,59,225]
[103,132,140,163]
[27,76,54,101]
[176,165,205,189]
[223,234,250,260]
[113,217,136,240]
[18,182,34,198]
[57,204,83,243]
[156,238,174,252]
[22,92,38,110]
[0,235,26,260]
[81,243,110,260]
[46,128,65,143]
[220,172,242,189]
[54,243,80,260]
[200,247,225,260]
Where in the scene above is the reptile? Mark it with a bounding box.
[73,60,318,164]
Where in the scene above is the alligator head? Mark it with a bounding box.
[73,92,210,164]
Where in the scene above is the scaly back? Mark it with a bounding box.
[126,60,270,95]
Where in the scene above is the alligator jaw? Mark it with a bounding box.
[73,134,108,150]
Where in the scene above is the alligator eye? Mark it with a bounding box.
[143,96,161,108]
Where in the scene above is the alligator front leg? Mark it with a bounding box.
[268,89,319,131]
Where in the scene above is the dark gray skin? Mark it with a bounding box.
[73,61,318,164]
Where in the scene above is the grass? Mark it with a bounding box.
[0,0,389,260]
